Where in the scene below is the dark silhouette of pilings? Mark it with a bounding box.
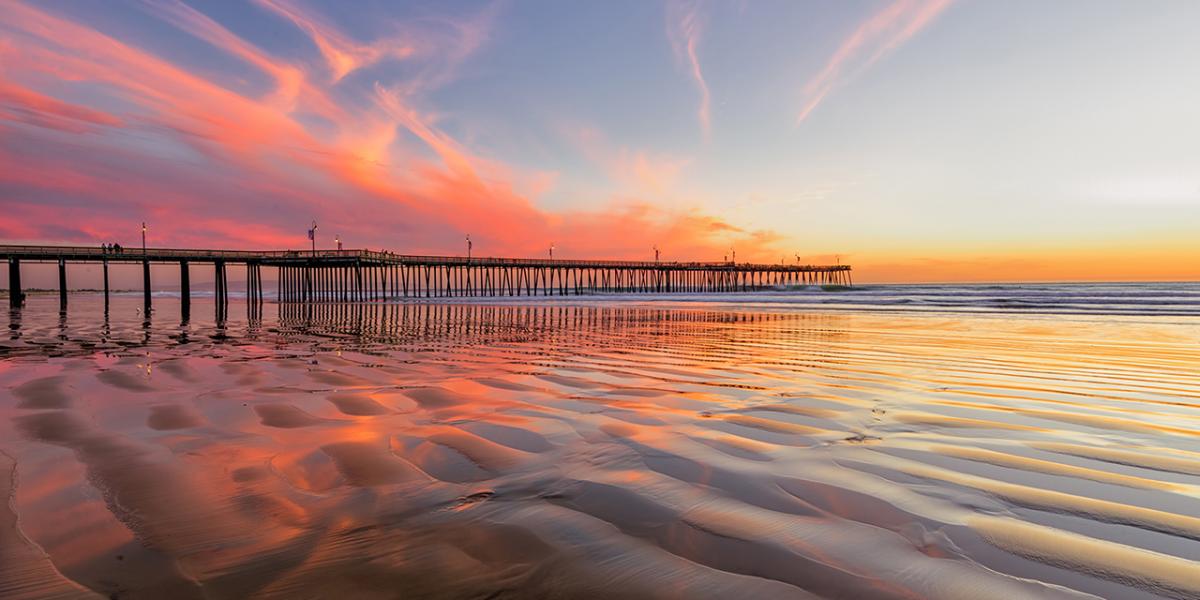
[0,245,852,311]
[246,262,263,320]
[142,259,151,310]
[273,260,853,302]
[102,259,109,310]
[8,258,21,308]
[214,260,227,311]
[58,258,67,311]
[180,260,190,318]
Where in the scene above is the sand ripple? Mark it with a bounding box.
[1,296,1198,598]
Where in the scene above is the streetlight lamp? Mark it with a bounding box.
[729,247,736,264]
[141,222,147,253]
[308,220,317,256]
[336,235,342,251]
[466,234,472,260]
[549,243,555,260]
[795,253,801,264]
[653,245,660,262]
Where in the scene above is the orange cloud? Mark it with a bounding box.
[0,0,779,264]
[797,0,954,123]
[1,0,318,163]
[373,83,480,182]
[616,150,692,195]
[566,125,692,195]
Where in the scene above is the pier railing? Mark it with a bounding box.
[0,245,848,271]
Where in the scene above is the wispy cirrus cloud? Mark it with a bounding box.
[666,0,711,138]
[253,0,493,91]
[136,0,344,119]
[0,82,123,132]
[797,0,954,124]
[252,0,415,82]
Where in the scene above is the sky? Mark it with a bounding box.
[2,0,1199,283]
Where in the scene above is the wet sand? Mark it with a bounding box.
[1,295,1199,599]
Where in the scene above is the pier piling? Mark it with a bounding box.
[214,260,227,308]
[8,258,22,308]
[58,258,67,311]
[142,259,151,309]
[1,245,852,307]
[180,260,190,314]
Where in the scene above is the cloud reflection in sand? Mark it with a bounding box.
[2,296,1199,599]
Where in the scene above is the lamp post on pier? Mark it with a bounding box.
[141,222,147,253]
[466,235,472,260]
[654,245,660,262]
[549,244,555,260]
[308,221,318,256]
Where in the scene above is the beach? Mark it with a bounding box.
[2,289,1199,599]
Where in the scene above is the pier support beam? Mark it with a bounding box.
[215,260,227,306]
[246,262,260,303]
[214,260,227,322]
[245,262,261,318]
[8,258,22,308]
[143,259,152,310]
[102,259,109,309]
[180,260,190,316]
[58,259,67,311]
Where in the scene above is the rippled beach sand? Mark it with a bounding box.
[2,295,1199,599]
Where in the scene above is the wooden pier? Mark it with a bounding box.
[2,245,852,312]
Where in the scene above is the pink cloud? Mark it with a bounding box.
[797,0,954,124]
[0,0,781,262]
[0,82,123,132]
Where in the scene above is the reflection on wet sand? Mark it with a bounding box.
[2,296,1199,599]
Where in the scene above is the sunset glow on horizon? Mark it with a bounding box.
[2,0,1198,282]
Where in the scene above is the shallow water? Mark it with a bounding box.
[2,294,1199,599]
